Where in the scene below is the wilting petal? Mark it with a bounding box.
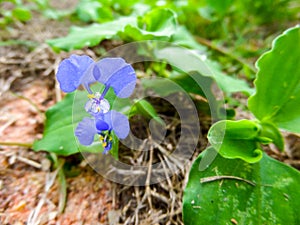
[56,54,95,93]
[75,117,97,145]
[93,58,136,98]
[103,110,129,139]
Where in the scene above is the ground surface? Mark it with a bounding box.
[1,3,300,225]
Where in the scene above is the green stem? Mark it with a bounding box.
[10,91,45,119]
[195,37,257,74]
[0,141,33,148]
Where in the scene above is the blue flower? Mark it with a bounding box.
[56,55,95,93]
[56,55,136,97]
[75,110,130,153]
[56,54,136,153]
[93,58,136,98]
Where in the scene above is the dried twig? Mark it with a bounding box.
[200,175,256,186]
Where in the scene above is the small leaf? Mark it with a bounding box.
[47,17,136,51]
[183,148,300,225]
[132,99,164,125]
[248,26,300,133]
[207,120,263,163]
[12,7,31,22]
[75,0,113,22]
[260,121,284,151]
[123,8,177,41]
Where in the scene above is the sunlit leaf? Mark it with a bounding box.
[207,120,263,163]
[248,26,300,133]
[33,92,86,155]
[183,148,300,225]
[122,8,177,41]
[47,17,136,51]
[76,0,113,22]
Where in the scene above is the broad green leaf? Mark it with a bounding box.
[183,148,300,225]
[47,8,177,51]
[205,60,254,95]
[207,120,263,163]
[154,46,254,95]
[33,90,122,157]
[248,26,300,133]
[33,92,86,155]
[47,17,136,51]
[122,8,177,41]
[141,74,209,97]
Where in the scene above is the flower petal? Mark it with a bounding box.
[75,117,97,145]
[96,119,110,131]
[93,58,136,98]
[56,54,94,93]
[103,110,130,139]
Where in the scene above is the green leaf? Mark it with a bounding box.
[33,92,85,155]
[183,148,300,225]
[170,26,207,52]
[122,8,177,41]
[76,0,113,22]
[207,120,263,163]
[248,26,300,133]
[46,17,136,51]
[154,45,254,95]
[12,7,31,22]
[205,0,233,14]
[33,89,122,157]
[47,8,177,51]
[260,121,284,151]
[141,74,209,97]
[131,99,164,125]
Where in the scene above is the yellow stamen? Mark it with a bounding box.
[102,142,107,148]
[87,94,95,99]
[99,136,104,141]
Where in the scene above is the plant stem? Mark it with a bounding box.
[0,141,33,148]
[195,37,257,74]
[10,91,45,119]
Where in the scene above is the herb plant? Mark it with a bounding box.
[16,0,299,223]
[183,25,300,224]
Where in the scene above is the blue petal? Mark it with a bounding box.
[75,117,97,145]
[56,54,95,93]
[96,119,110,131]
[103,110,129,139]
[93,58,136,98]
